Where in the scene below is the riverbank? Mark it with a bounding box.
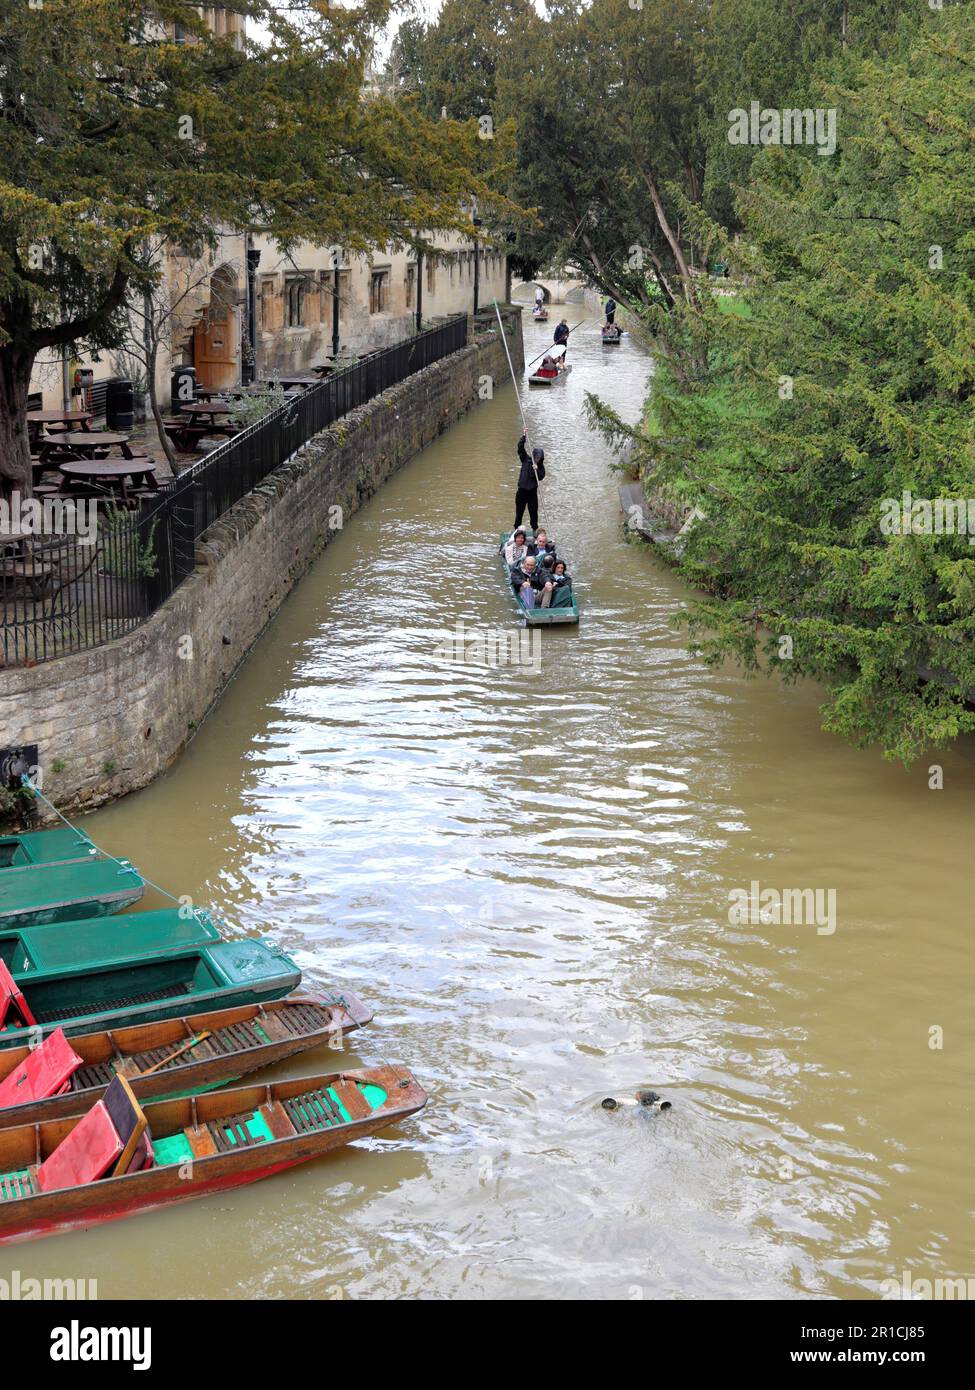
[0,315,525,821]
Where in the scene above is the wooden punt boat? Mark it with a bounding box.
[0,992,373,1128]
[0,1065,427,1244]
[532,308,549,322]
[601,326,623,344]
[0,910,301,1048]
[498,532,580,626]
[528,359,572,386]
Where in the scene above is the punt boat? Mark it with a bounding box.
[528,358,572,386]
[0,1065,427,1244]
[601,325,623,344]
[1,828,101,868]
[0,910,301,1048]
[498,532,580,626]
[532,307,549,322]
[0,829,144,928]
[0,992,373,1127]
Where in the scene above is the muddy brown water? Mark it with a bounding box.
[5,308,973,1299]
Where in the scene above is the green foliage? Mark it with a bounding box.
[625,7,975,762]
[386,0,540,121]
[0,784,34,830]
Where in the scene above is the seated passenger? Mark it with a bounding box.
[538,355,558,378]
[510,555,555,610]
[504,529,528,567]
[528,528,555,561]
[551,560,574,607]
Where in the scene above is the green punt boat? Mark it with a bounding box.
[1,828,97,869]
[0,828,145,928]
[498,532,580,626]
[0,909,300,1049]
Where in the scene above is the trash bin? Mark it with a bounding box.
[171,365,197,411]
[105,377,134,430]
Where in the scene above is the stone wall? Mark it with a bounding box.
[0,315,524,820]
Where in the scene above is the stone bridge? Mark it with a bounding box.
[511,276,587,306]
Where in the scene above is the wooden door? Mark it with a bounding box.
[193,305,238,390]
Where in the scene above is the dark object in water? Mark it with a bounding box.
[601,1088,671,1113]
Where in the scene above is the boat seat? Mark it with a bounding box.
[331,1078,372,1120]
[0,1027,83,1108]
[36,1099,123,1193]
[103,1074,149,1177]
[0,961,36,1030]
[183,1126,220,1160]
[35,1073,148,1193]
[259,1101,297,1140]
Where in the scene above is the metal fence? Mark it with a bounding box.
[1,314,470,666]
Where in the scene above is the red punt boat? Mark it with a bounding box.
[0,1066,426,1244]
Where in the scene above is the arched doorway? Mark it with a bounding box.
[193,264,241,391]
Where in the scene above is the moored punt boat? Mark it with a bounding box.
[0,1065,427,1244]
[528,358,572,387]
[1,827,99,869]
[0,992,373,1127]
[0,856,145,929]
[0,910,301,1048]
[498,532,580,627]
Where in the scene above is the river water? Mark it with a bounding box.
[6,307,974,1300]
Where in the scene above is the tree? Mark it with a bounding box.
[495,0,709,362]
[701,0,914,229]
[386,0,539,122]
[0,0,509,499]
[592,6,975,761]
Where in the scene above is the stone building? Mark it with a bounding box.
[26,6,507,410]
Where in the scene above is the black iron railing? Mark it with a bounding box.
[1,314,471,666]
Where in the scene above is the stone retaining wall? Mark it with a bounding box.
[0,316,524,820]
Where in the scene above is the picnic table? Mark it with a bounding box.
[57,458,159,501]
[0,523,59,597]
[259,374,319,391]
[26,409,93,438]
[180,401,235,422]
[164,401,241,452]
[38,431,134,463]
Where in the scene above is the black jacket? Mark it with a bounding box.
[553,324,569,345]
[510,564,549,593]
[527,542,557,564]
[517,438,546,490]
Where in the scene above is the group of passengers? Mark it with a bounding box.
[503,527,573,611]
